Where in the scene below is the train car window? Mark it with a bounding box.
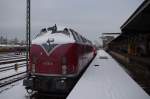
[74,32,83,43]
[84,38,88,44]
[74,32,80,42]
[80,36,85,43]
[70,29,80,42]
[84,38,87,43]
[70,29,76,41]
[82,37,86,43]
[69,29,77,40]
[78,35,83,43]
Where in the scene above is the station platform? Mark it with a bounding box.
[67,50,149,99]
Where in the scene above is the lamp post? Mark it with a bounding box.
[26,0,31,72]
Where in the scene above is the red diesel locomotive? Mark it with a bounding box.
[23,25,95,93]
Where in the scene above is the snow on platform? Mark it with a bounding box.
[67,50,149,99]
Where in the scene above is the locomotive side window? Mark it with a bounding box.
[70,29,87,44]
[70,29,80,42]
[83,37,87,43]
[80,36,86,44]
[74,31,83,43]
[78,34,84,44]
[70,29,77,41]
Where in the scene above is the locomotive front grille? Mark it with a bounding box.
[33,76,68,92]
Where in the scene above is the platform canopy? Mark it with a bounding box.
[121,0,150,33]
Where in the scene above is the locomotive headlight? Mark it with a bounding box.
[61,56,67,75]
[32,64,35,73]
[62,65,67,75]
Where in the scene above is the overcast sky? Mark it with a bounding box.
[0,0,144,41]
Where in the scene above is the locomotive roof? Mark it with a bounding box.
[34,25,92,46]
[36,25,70,38]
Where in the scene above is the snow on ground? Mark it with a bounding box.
[6,54,26,57]
[0,57,25,61]
[0,53,25,62]
[0,61,26,68]
[0,53,25,58]
[0,67,26,79]
[0,54,25,58]
[67,50,149,99]
[0,55,23,59]
[0,58,26,63]
[0,53,25,56]
[0,80,29,99]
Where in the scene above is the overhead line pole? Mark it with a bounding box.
[26,0,31,72]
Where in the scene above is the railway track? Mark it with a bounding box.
[0,53,25,58]
[0,53,26,64]
[0,64,26,88]
[0,58,26,65]
[0,53,27,89]
[0,57,25,61]
[0,63,26,72]
[0,72,26,87]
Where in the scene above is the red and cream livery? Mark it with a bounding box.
[23,25,95,93]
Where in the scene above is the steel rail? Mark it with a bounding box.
[0,73,26,87]
[0,63,26,72]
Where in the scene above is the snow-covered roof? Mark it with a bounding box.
[32,31,75,45]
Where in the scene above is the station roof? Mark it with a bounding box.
[121,0,150,33]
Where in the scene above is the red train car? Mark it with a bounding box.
[23,25,95,93]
